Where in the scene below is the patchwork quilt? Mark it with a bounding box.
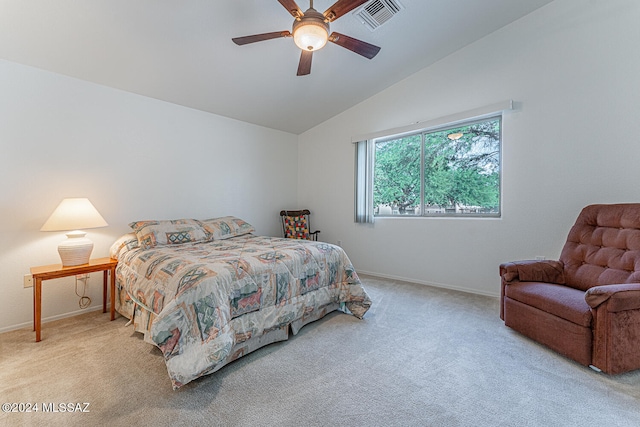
[111,232,371,389]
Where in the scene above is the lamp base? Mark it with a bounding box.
[58,231,94,267]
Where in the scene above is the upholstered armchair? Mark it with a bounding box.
[500,204,640,374]
[279,209,320,241]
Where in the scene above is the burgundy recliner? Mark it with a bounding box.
[500,204,640,374]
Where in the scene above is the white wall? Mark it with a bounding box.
[3,0,638,332]
[0,60,298,332]
[298,0,640,297]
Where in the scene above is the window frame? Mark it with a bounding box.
[371,115,503,219]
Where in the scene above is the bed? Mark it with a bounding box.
[109,216,371,389]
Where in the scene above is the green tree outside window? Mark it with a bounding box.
[373,117,501,216]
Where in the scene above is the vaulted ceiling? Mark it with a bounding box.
[0,0,554,134]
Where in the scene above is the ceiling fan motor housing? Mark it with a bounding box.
[292,8,330,51]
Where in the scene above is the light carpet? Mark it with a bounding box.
[1,275,639,427]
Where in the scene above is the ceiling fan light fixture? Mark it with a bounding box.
[232,0,382,76]
[292,9,330,51]
[293,23,329,51]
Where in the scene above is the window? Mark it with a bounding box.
[356,115,502,219]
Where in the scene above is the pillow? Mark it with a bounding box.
[199,216,255,240]
[109,233,140,259]
[284,215,310,240]
[129,219,209,249]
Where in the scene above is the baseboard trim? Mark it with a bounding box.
[357,270,500,298]
[2,274,498,333]
[0,304,105,334]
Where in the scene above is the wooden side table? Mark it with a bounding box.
[30,257,118,342]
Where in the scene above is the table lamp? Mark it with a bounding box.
[40,198,108,266]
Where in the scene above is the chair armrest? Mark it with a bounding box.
[499,260,565,284]
[585,283,640,311]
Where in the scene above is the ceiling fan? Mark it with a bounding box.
[232,0,381,76]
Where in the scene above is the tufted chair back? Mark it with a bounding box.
[559,204,640,291]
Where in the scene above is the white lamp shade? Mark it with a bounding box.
[41,198,108,231]
[40,198,108,266]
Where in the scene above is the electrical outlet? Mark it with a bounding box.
[337,240,342,247]
[535,256,546,261]
[76,273,90,281]
[23,274,33,288]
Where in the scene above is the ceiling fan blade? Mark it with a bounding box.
[323,0,368,22]
[232,31,292,45]
[278,0,304,18]
[329,32,381,59]
[297,50,313,76]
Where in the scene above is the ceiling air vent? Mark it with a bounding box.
[353,0,404,31]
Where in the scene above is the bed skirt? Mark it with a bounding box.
[115,285,341,383]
